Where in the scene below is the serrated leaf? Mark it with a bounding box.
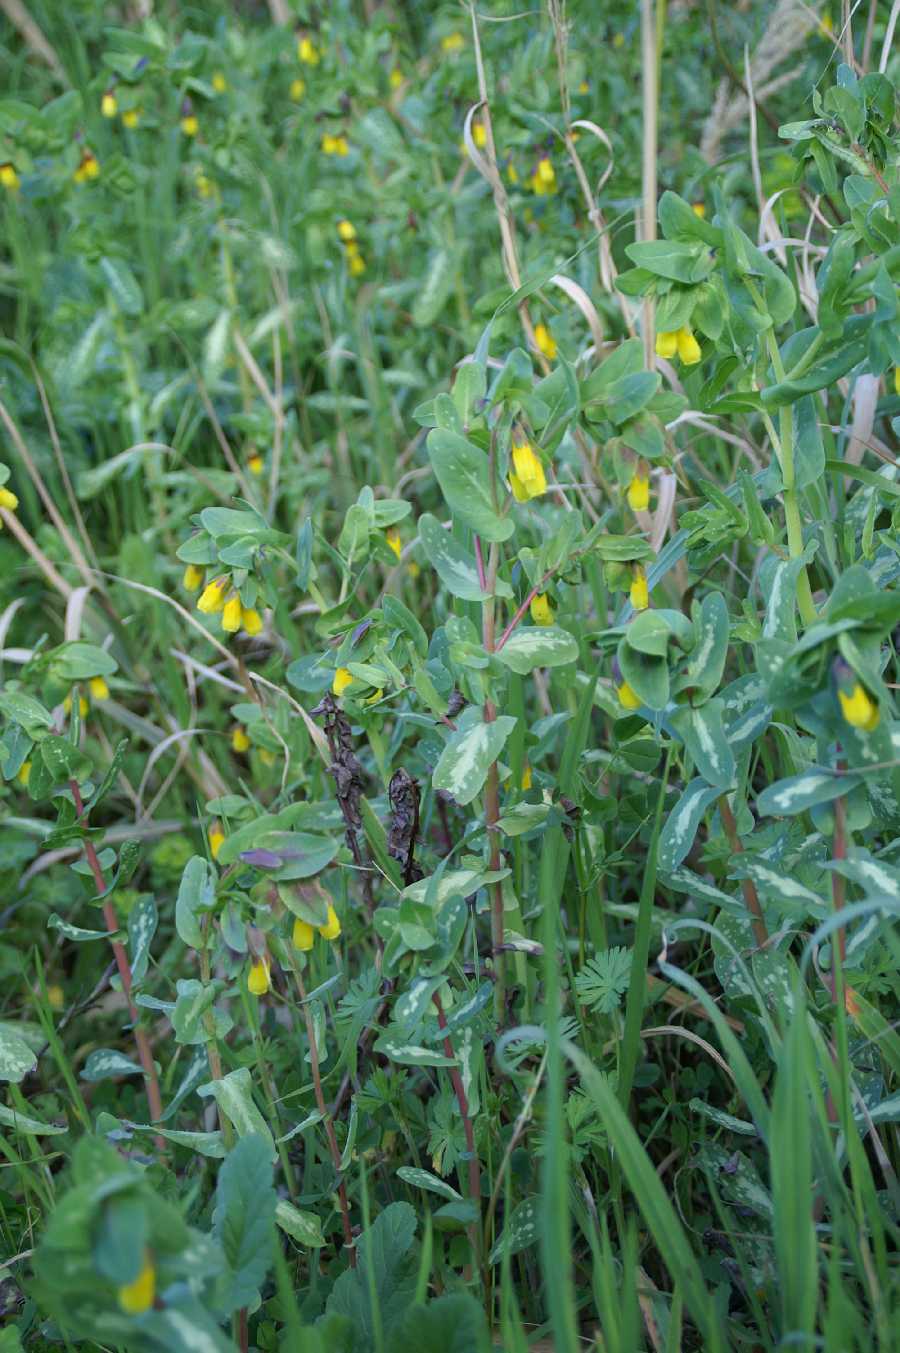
[575,947,631,1014]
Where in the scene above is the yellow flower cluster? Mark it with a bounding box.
[298,36,320,65]
[73,150,100,183]
[627,469,650,512]
[630,565,649,612]
[322,132,349,156]
[838,682,879,732]
[337,218,365,275]
[655,326,701,365]
[530,156,556,195]
[232,725,250,753]
[248,956,271,996]
[534,322,556,361]
[0,485,19,517]
[101,91,118,119]
[0,162,19,191]
[196,575,263,637]
[292,903,342,951]
[509,434,547,502]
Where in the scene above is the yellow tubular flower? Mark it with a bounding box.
[534,322,557,361]
[322,134,335,154]
[118,1253,156,1315]
[241,607,263,636]
[390,68,403,89]
[47,983,64,1010]
[209,825,225,860]
[627,472,650,512]
[349,253,366,276]
[182,563,204,592]
[89,676,110,701]
[617,680,642,710]
[181,115,199,137]
[337,219,357,242]
[530,593,554,626]
[441,32,464,52]
[676,326,702,365]
[630,566,649,612]
[260,749,276,767]
[1,162,20,191]
[64,694,89,718]
[655,330,678,359]
[195,172,214,198]
[298,36,320,65]
[248,957,271,996]
[247,452,263,475]
[197,576,228,613]
[894,366,900,395]
[520,764,532,790]
[232,726,250,753]
[74,151,100,183]
[318,903,341,941]
[335,135,349,156]
[0,487,19,511]
[290,78,306,101]
[473,123,487,148]
[17,760,31,786]
[386,527,402,559]
[292,917,315,951]
[692,202,706,218]
[333,667,353,696]
[212,72,227,93]
[510,437,547,502]
[122,109,141,128]
[507,161,519,184]
[221,595,242,633]
[101,92,117,118]
[838,682,879,732]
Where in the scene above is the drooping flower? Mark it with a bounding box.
[509,435,547,502]
[390,67,404,89]
[534,322,557,361]
[63,693,89,718]
[260,748,276,767]
[297,35,320,65]
[221,594,242,633]
[292,917,315,950]
[101,91,118,118]
[627,470,650,512]
[290,78,306,101]
[197,576,228,614]
[247,451,263,476]
[472,122,487,149]
[692,202,706,218]
[17,760,31,786]
[321,133,349,156]
[180,100,199,136]
[333,667,353,696]
[386,527,402,559]
[520,763,532,790]
[318,903,341,941]
[183,563,204,592]
[530,156,556,195]
[209,824,225,860]
[530,593,554,626]
[117,1253,156,1315]
[248,956,271,996]
[89,676,110,702]
[348,252,365,276]
[1,162,20,191]
[195,172,215,198]
[894,366,900,396]
[441,32,465,53]
[337,219,357,242]
[122,108,141,128]
[506,160,519,184]
[617,680,642,710]
[241,607,263,637]
[73,150,100,183]
[630,565,649,612]
[655,330,678,359]
[232,726,250,753]
[0,486,19,512]
[212,72,228,94]
[838,682,879,732]
[676,326,701,365]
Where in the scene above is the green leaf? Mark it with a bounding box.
[275,1199,326,1248]
[432,715,517,805]
[489,1196,539,1262]
[82,1049,144,1081]
[326,1202,418,1345]
[413,249,457,328]
[171,979,233,1045]
[0,1025,38,1083]
[395,1294,490,1353]
[47,913,117,942]
[0,1102,68,1136]
[213,1134,277,1314]
[175,856,215,949]
[757,769,861,817]
[418,513,512,601]
[128,895,157,985]
[395,1167,462,1201]
[625,239,715,283]
[426,429,514,543]
[0,690,54,735]
[197,1067,274,1154]
[683,593,729,698]
[99,256,144,315]
[575,946,631,1014]
[669,701,735,790]
[50,642,118,679]
[659,778,721,872]
[374,1037,457,1067]
[495,625,578,674]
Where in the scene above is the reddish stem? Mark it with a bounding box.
[718,795,768,949]
[496,568,555,652]
[474,535,487,592]
[69,780,165,1138]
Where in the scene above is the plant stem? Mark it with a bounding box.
[432,994,482,1279]
[717,794,769,948]
[199,922,234,1150]
[481,542,506,1019]
[285,949,356,1267]
[68,779,165,1143]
